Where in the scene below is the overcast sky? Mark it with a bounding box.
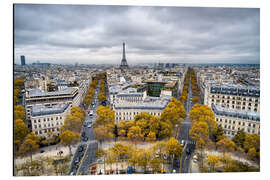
[14,4,260,65]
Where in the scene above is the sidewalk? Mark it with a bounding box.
[204,150,259,169]
[190,159,200,173]
[15,144,78,165]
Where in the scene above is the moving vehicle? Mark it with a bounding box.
[89,110,94,116]
[87,124,92,128]
[82,137,88,142]
[186,148,191,155]
[82,132,86,137]
[181,140,185,147]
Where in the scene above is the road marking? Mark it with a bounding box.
[76,144,89,175]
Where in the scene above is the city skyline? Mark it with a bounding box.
[14,5,260,65]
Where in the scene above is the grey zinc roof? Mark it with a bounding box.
[211,104,260,122]
[31,103,71,117]
[28,87,77,97]
[114,96,170,110]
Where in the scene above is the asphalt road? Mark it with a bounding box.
[174,73,196,173]
[69,80,101,175]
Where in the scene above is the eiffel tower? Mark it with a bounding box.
[120,42,129,69]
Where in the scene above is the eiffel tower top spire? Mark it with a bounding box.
[120,42,129,69]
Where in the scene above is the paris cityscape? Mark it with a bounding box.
[13,4,260,176]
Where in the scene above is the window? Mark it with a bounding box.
[229,120,231,124]
[44,119,46,122]
[47,118,50,121]
[225,119,227,123]
[39,124,41,128]
[232,101,235,104]
[233,121,235,124]
[51,117,53,120]
[34,125,37,129]
[34,120,37,123]
[232,126,235,130]
[228,125,231,129]
[35,131,38,135]
[253,124,256,128]
[39,130,42,134]
[56,117,58,120]
[60,117,62,119]
[248,123,251,127]
[243,122,245,126]
[225,125,227,128]
[243,102,246,105]
[216,118,219,121]
[238,122,241,125]
[44,124,46,127]
[38,119,40,123]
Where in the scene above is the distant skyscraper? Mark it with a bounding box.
[120,42,129,69]
[21,55,26,66]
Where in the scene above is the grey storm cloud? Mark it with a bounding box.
[14,4,260,64]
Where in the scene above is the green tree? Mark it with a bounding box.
[244,134,260,152]
[213,124,225,143]
[232,129,246,148]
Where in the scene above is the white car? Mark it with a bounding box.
[181,140,185,147]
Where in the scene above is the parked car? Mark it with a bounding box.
[87,124,92,128]
[82,137,88,142]
[78,145,84,152]
[75,157,80,164]
[40,150,45,153]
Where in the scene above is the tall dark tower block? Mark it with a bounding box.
[120,42,129,69]
[21,55,26,66]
